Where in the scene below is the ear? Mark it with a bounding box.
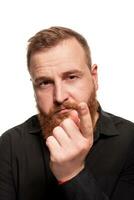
[91,64,98,90]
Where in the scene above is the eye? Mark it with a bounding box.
[68,75,78,80]
[37,80,53,89]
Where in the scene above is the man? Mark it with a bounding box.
[0,26,134,200]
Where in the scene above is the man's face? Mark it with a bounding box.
[29,38,98,137]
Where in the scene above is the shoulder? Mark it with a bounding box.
[0,115,43,164]
[100,110,134,165]
[0,115,41,145]
[108,112,134,133]
[102,110,134,145]
[99,107,134,143]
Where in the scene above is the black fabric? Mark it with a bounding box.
[0,109,134,200]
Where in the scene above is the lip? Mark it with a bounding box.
[55,108,72,114]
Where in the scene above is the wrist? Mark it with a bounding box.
[58,179,69,185]
[57,164,84,184]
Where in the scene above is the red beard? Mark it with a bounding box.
[37,89,98,139]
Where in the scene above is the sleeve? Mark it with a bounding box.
[0,133,16,200]
[59,139,134,200]
[59,168,109,200]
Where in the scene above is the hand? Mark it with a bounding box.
[46,102,94,182]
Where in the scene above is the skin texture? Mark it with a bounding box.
[29,38,99,182]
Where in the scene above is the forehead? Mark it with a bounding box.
[29,38,87,78]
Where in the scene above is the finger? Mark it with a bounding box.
[77,102,93,139]
[46,136,61,157]
[60,118,81,139]
[69,110,80,127]
[52,126,71,146]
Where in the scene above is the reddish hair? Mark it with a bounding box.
[27,26,92,70]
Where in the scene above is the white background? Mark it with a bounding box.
[0,0,134,134]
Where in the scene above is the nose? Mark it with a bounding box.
[54,81,68,104]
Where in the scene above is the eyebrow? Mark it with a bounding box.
[33,69,83,84]
[33,77,53,84]
[62,69,83,78]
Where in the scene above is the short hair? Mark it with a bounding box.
[27,26,92,70]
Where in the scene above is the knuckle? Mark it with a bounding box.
[88,137,93,147]
[79,143,88,152]
[46,136,53,143]
[77,139,92,152]
[60,118,72,127]
[53,126,62,136]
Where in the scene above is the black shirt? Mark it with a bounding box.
[0,109,134,200]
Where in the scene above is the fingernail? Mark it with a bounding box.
[79,102,87,110]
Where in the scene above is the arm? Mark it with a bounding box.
[0,133,16,200]
[59,133,134,200]
[59,167,109,200]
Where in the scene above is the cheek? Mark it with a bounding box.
[73,90,91,103]
[34,90,53,114]
[70,81,92,103]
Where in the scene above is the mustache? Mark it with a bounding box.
[53,101,79,114]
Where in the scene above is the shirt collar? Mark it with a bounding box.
[28,115,41,134]
[94,106,120,142]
